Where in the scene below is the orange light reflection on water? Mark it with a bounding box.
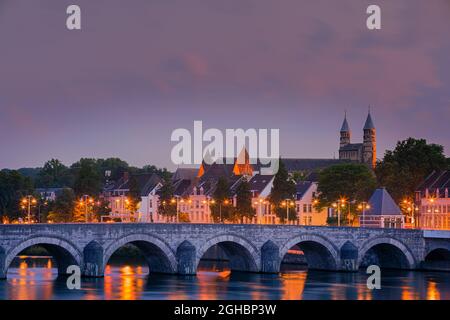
[427,281,441,300]
[104,265,147,300]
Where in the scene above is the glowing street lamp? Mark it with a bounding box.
[358,202,371,227]
[21,195,37,224]
[80,195,94,223]
[281,199,295,224]
[332,198,346,227]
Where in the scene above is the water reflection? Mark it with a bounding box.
[1,257,450,300]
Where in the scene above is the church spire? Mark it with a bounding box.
[340,111,350,132]
[364,107,375,130]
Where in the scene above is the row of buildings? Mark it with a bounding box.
[101,155,332,226]
[99,163,449,229]
[36,112,450,229]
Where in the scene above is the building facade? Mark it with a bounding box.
[339,111,376,168]
[295,181,328,226]
[416,170,450,230]
[102,172,162,222]
[360,188,404,228]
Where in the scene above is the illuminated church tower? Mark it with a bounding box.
[340,113,351,148]
[338,109,377,168]
[362,110,376,168]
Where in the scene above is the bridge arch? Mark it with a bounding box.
[425,248,450,261]
[358,237,415,269]
[4,236,82,276]
[103,234,177,274]
[279,234,340,270]
[196,234,259,272]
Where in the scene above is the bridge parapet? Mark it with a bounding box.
[0,223,442,278]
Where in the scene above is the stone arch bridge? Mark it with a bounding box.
[0,224,449,278]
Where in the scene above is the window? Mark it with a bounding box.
[303,204,307,213]
[308,204,312,213]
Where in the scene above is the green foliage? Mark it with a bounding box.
[291,170,309,183]
[35,159,72,188]
[0,170,34,221]
[234,179,256,222]
[210,177,233,222]
[158,177,177,217]
[46,188,76,223]
[269,160,296,222]
[92,198,111,221]
[72,158,102,197]
[317,163,376,226]
[96,158,129,181]
[375,138,447,202]
[127,175,141,213]
[139,165,172,181]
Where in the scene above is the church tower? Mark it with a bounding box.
[340,113,351,148]
[363,109,376,168]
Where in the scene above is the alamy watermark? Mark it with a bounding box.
[66,265,81,290]
[366,265,381,290]
[171,121,280,175]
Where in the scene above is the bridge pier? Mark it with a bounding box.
[83,241,104,277]
[261,241,280,273]
[177,241,197,275]
[339,241,359,272]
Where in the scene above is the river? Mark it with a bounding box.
[1,256,449,300]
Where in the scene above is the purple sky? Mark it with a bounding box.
[1,0,449,170]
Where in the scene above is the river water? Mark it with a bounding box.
[1,256,449,300]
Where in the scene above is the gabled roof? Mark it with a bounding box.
[363,112,375,130]
[108,173,161,196]
[296,181,313,200]
[281,158,345,172]
[172,168,198,181]
[248,174,274,194]
[366,188,402,216]
[416,170,450,197]
[172,178,193,197]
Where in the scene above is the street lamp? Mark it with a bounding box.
[358,202,371,227]
[81,195,94,223]
[402,198,419,228]
[171,195,183,223]
[281,199,295,224]
[38,201,48,223]
[332,198,346,227]
[21,195,37,224]
[254,198,267,224]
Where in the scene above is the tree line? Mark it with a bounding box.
[0,157,171,223]
[1,138,448,224]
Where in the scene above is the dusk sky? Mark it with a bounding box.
[1,0,449,170]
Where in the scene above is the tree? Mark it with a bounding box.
[46,188,76,223]
[91,198,111,221]
[317,163,376,226]
[268,160,296,222]
[72,158,102,197]
[127,175,141,214]
[375,138,447,202]
[139,165,172,181]
[158,177,177,219]
[0,170,34,221]
[35,159,72,188]
[210,177,233,222]
[234,179,255,223]
[291,170,309,183]
[96,158,129,182]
